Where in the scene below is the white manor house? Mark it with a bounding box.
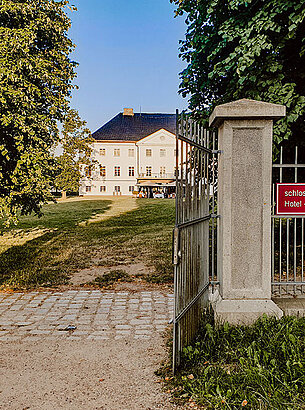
[80,108,176,197]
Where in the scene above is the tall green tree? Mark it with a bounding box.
[171,0,305,150]
[0,0,77,224]
[54,109,95,199]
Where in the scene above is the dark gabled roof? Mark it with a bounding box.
[92,112,176,141]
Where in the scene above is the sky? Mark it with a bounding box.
[68,0,187,133]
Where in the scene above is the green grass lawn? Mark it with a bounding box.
[161,312,305,409]
[3,200,112,230]
[0,198,175,290]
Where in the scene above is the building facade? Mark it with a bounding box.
[80,108,176,196]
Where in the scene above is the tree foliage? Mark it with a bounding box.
[171,0,305,149]
[0,0,77,224]
[54,109,95,196]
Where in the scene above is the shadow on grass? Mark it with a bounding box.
[0,231,69,289]
[0,199,175,290]
[0,200,112,231]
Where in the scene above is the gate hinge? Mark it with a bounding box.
[212,149,222,154]
[211,214,220,219]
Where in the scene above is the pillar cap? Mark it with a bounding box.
[209,98,286,127]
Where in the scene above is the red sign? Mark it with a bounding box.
[276,183,305,215]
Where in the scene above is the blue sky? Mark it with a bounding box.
[68,0,187,133]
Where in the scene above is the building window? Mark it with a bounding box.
[114,148,120,157]
[160,149,166,157]
[114,186,121,193]
[146,166,152,177]
[129,186,134,192]
[114,166,121,176]
[100,186,106,192]
[129,166,135,177]
[128,149,134,157]
[160,166,166,176]
[85,166,92,177]
[100,148,106,156]
[86,186,91,193]
[146,149,152,157]
[100,166,106,177]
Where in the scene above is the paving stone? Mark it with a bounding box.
[116,330,131,335]
[115,324,131,330]
[135,329,153,335]
[130,319,150,325]
[153,319,169,325]
[134,335,151,340]
[91,329,111,335]
[136,324,152,330]
[88,335,110,340]
[0,290,173,340]
[0,335,21,341]
[0,321,13,326]
[70,330,90,336]
[29,329,52,335]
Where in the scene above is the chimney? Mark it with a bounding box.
[123,108,134,116]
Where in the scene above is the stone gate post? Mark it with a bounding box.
[209,99,285,324]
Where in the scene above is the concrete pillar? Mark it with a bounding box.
[209,99,286,324]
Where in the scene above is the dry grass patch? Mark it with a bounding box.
[79,196,137,226]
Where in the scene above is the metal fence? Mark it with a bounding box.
[272,146,305,297]
[173,111,218,371]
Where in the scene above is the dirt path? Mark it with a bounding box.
[0,198,180,409]
[0,290,179,410]
[0,338,177,410]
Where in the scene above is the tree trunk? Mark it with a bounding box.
[61,190,67,200]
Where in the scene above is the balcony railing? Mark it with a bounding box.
[138,172,175,179]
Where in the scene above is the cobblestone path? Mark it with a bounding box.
[0,290,174,341]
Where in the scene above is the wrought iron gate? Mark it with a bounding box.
[173,111,219,371]
[272,146,305,297]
